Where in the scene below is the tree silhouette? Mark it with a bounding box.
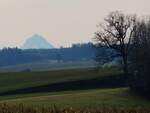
[95,11,136,75]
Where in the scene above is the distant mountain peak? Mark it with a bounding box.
[21,34,54,49]
[30,34,44,40]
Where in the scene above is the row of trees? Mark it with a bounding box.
[0,43,97,67]
[95,11,150,94]
[130,18,150,94]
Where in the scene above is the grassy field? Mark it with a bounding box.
[0,67,121,94]
[0,61,96,72]
[0,68,150,110]
[1,88,150,109]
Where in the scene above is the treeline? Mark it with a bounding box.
[0,42,112,67]
[129,18,150,95]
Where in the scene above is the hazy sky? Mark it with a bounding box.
[0,0,150,48]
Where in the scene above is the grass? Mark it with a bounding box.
[1,88,150,109]
[0,67,150,111]
[0,61,96,72]
[0,67,120,93]
[0,103,150,113]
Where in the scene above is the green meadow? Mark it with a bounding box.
[0,68,149,110]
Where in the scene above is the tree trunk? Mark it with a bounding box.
[122,53,129,76]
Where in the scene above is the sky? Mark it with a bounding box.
[0,0,150,48]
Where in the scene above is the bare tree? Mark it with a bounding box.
[95,11,136,75]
